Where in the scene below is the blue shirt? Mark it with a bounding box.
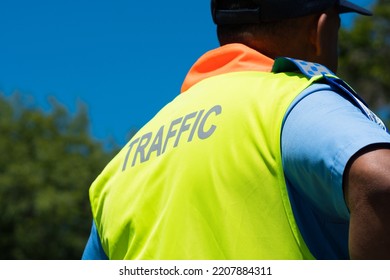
[82,83,390,260]
[283,83,390,259]
[82,220,108,260]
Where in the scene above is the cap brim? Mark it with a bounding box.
[339,0,373,16]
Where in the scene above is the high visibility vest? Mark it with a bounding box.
[89,61,334,260]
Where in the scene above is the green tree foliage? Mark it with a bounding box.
[339,0,390,109]
[0,92,119,259]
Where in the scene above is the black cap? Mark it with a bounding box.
[212,0,372,25]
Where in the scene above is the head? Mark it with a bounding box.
[211,0,372,72]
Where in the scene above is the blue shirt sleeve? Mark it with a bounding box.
[281,83,390,259]
[82,222,108,260]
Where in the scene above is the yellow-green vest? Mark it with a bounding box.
[90,70,326,260]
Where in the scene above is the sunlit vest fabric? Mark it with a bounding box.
[89,68,328,259]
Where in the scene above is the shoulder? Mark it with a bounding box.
[282,83,390,217]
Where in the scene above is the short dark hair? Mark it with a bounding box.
[216,0,304,48]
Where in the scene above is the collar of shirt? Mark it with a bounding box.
[181,43,274,93]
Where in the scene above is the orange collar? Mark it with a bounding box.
[181,43,274,93]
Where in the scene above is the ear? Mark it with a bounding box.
[310,13,327,56]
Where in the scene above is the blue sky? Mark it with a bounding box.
[0,0,375,145]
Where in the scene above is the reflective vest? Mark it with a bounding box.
[89,59,332,259]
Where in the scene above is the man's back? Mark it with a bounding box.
[89,49,320,259]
